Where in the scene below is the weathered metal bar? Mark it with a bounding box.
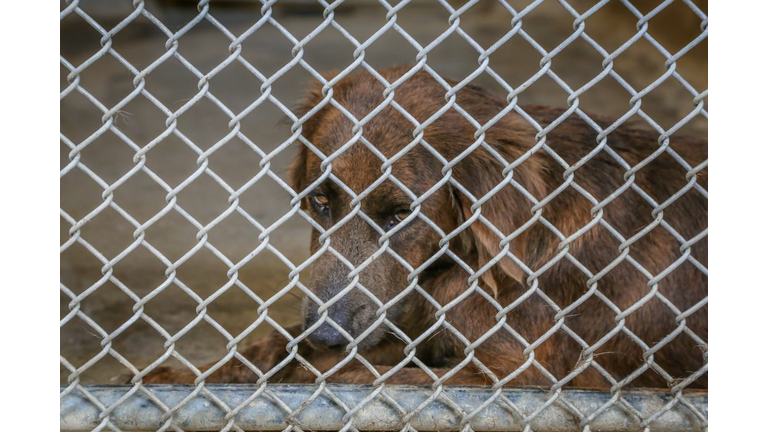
[60,384,707,431]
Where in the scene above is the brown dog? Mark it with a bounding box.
[142,67,707,390]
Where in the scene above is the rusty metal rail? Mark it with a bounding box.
[61,385,707,431]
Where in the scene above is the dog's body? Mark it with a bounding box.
[142,67,707,389]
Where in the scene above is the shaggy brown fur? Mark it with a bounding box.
[141,67,707,389]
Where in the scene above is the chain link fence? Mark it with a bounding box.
[61,0,707,430]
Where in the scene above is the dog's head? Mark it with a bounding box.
[290,68,543,350]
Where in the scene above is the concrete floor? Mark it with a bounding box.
[60,0,707,384]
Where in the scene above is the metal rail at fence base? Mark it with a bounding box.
[61,384,708,431]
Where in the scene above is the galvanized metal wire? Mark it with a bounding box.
[60,0,708,431]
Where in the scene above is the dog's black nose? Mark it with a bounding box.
[305,307,352,349]
[307,321,348,349]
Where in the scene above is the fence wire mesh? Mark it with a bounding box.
[61,0,708,431]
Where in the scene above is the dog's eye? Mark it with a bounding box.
[394,209,411,223]
[310,194,329,211]
[386,209,412,231]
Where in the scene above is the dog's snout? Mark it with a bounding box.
[305,303,352,350]
[307,321,348,349]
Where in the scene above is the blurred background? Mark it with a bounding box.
[60,0,707,384]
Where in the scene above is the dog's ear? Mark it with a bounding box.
[289,143,308,193]
[290,73,342,193]
[452,142,542,297]
[289,80,327,193]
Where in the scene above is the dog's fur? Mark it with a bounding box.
[142,67,707,389]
